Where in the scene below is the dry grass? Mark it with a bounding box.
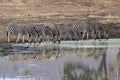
[0,0,119,5]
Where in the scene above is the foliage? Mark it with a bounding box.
[25,67,31,76]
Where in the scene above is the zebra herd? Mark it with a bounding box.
[6,20,109,43]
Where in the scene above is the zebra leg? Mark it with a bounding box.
[22,35,25,43]
[41,35,44,42]
[57,36,61,43]
[46,35,49,43]
[28,34,32,43]
[35,35,38,43]
[28,37,32,43]
[105,30,109,39]
[106,33,109,39]
[98,31,101,39]
[69,34,72,40]
[94,34,97,40]
[74,32,78,41]
[53,35,60,43]
[7,32,10,43]
[75,34,79,40]
[42,34,45,42]
[56,35,61,43]
[35,34,40,43]
[37,35,42,43]
[16,34,21,43]
[38,38,42,43]
[46,35,50,42]
[66,33,70,40]
[26,34,29,42]
[77,33,81,40]
[52,35,56,43]
[87,32,89,40]
[82,31,86,40]
[91,31,95,39]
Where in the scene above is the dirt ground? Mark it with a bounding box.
[0,1,120,42]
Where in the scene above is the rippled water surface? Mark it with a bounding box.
[0,39,120,80]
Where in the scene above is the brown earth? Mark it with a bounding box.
[0,0,120,42]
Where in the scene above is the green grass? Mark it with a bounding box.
[25,67,31,76]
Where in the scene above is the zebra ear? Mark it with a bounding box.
[73,23,77,26]
[73,24,74,26]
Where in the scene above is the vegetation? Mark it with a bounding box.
[25,67,31,76]
[0,0,119,5]
[11,0,22,4]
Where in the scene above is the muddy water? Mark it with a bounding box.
[0,39,120,80]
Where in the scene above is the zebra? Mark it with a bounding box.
[6,24,29,43]
[44,25,55,42]
[27,26,39,43]
[44,23,61,43]
[102,24,109,39]
[88,22,109,39]
[56,23,77,41]
[73,21,95,40]
[33,24,54,43]
[97,23,108,39]
[63,24,77,40]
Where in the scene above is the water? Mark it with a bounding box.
[0,39,120,80]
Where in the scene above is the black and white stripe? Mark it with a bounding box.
[32,24,54,43]
[44,23,61,43]
[88,22,109,39]
[6,21,109,43]
[73,21,93,40]
[6,24,29,43]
